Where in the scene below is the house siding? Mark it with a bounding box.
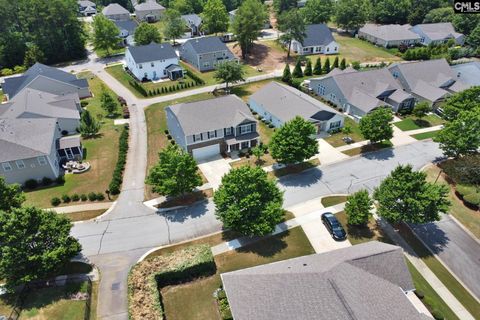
[165,108,187,150]
[248,98,284,128]
[180,42,236,72]
[292,40,339,55]
[126,49,179,81]
[136,8,164,21]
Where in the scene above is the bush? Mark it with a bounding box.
[167,134,172,140]
[56,175,65,184]
[80,194,88,201]
[96,192,105,201]
[185,70,205,85]
[109,125,129,195]
[24,179,38,189]
[51,197,61,206]
[1,68,13,76]
[431,310,444,320]
[42,177,53,186]
[88,192,97,201]
[456,184,476,198]
[62,194,71,203]
[72,194,80,202]
[164,129,169,135]
[463,193,480,208]
[170,140,176,145]
[414,290,424,299]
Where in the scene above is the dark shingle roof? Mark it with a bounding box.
[222,241,425,320]
[127,43,177,63]
[302,24,335,47]
[181,14,202,27]
[183,36,230,54]
[114,20,138,34]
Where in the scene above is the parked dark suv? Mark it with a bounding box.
[321,212,347,241]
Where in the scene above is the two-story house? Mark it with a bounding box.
[180,36,237,72]
[125,42,184,81]
[78,0,96,16]
[102,3,130,21]
[166,95,259,160]
[134,0,165,22]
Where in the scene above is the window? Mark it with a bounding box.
[326,47,330,52]
[151,62,155,67]
[37,156,47,166]
[239,124,252,134]
[193,133,202,142]
[16,160,25,169]
[208,130,217,139]
[330,93,336,102]
[318,85,326,95]
[329,121,341,129]
[392,71,399,79]
[225,127,232,135]
[203,62,210,68]
[139,64,143,69]
[2,162,12,172]
[334,47,337,51]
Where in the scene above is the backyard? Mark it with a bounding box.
[24,72,122,208]
[394,114,445,131]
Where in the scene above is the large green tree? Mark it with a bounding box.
[372,0,411,24]
[359,107,393,143]
[213,166,284,236]
[146,144,202,197]
[435,110,480,159]
[466,25,480,50]
[92,14,120,56]
[100,88,118,116]
[273,0,297,13]
[407,0,444,25]
[412,101,432,120]
[214,61,245,91]
[232,0,267,58]
[278,9,306,59]
[0,176,25,212]
[423,7,454,23]
[270,116,318,165]
[373,165,450,224]
[345,189,373,226]
[0,207,81,290]
[163,9,185,45]
[134,22,162,45]
[442,86,480,121]
[79,109,101,138]
[452,14,480,36]
[301,0,334,24]
[334,0,371,32]
[202,0,229,34]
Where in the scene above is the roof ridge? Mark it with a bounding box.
[327,278,358,320]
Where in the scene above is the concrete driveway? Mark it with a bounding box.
[197,155,231,190]
[317,139,349,165]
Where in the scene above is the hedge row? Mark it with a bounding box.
[129,80,148,96]
[185,69,205,85]
[51,192,105,206]
[128,245,215,320]
[109,125,129,195]
[146,81,198,96]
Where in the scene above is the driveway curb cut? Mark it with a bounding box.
[73,201,117,225]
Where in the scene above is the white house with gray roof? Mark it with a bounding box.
[291,24,339,55]
[114,20,139,46]
[180,36,236,72]
[134,0,165,22]
[310,68,414,118]
[388,59,470,107]
[125,42,183,81]
[2,63,90,101]
[102,3,130,21]
[249,81,344,134]
[410,23,464,46]
[222,241,432,320]
[358,24,420,48]
[166,95,259,160]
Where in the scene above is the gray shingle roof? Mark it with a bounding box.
[102,3,129,15]
[78,0,95,7]
[167,95,256,135]
[453,62,480,86]
[250,81,340,124]
[301,24,335,47]
[114,20,138,34]
[222,241,425,320]
[181,14,202,27]
[0,88,80,120]
[2,63,89,99]
[0,118,57,162]
[359,24,420,42]
[134,0,165,11]
[412,23,463,41]
[183,36,231,54]
[127,42,177,63]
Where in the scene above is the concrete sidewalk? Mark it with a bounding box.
[48,202,113,213]
[407,125,443,136]
[336,140,369,152]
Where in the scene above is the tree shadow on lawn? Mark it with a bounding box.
[413,119,431,128]
[235,230,289,258]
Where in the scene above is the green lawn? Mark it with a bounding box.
[321,195,347,207]
[323,117,364,147]
[342,140,393,156]
[0,89,4,102]
[160,227,315,320]
[411,130,441,140]
[268,158,320,179]
[394,114,445,131]
[96,46,126,59]
[25,73,122,208]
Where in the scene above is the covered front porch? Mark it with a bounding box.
[226,132,259,153]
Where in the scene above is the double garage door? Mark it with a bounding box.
[192,144,220,161]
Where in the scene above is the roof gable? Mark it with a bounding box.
[102,3,129,15]
[301,24,335,47]
[183,36,230,54]
[127,42,177,63]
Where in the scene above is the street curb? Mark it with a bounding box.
[448,214,480,244]
[73,201,117,225]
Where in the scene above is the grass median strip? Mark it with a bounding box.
[268,158,320,179]
[411,130,441,140]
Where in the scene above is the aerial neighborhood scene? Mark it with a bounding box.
[1,0,480,319]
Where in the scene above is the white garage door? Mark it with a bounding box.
[192,144,220,161]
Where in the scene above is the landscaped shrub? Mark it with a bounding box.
[24,179,38,189]
[414,290,424,299]
[431,310,444,320]
[88,192,97,201]
[51,197,61,206]
[463,193,480,208]
[455,184,476,198]
[108,125,129,195]
[164,130,169,135]
[80,194,88,201]
[56,175,65,184]
[72,194,80,202]
[167,134,172,140]
[1,68,13,76]
[96,192,105,201]
[170,140,176,145]
[62,194,71,203]
[80,101,89,108]
[42,177,53,186]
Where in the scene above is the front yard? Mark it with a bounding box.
[394,114,444,131]
[323,117,364,147]
[411,130,441,140]
[341,140,393,156]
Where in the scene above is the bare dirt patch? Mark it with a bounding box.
[228,41,293,72]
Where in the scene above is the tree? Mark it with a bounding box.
[372,0,411,24]
[270,116,318,165]
[292,59,303,78]
[282,63,292,83]
[407,0,443,25]
[466,25,480,49]
[340,58,346,70]
[342,125,352,136]
[373,165,450,224]
[359,107,393,143]
[146,144,202,197]
[0,207,81,290]
[334,0,371,32]
[304,59,312,76]
[435,110,480,158]
[345,189,373,225]
[92,14,120,56]
[452,13,480,36]
[100,88,118,116]
[163,9,185,45]
[213,166,284,236]
[412,101,432,120]
[134,22,162,45]
[202,0,229,34]
[332,56,339,69]
[0,176,25,212]
[301,0,333,24]
[442,86,480,121]
[171,0,193,14]
[273,0,297,13]
[322,57,330,74]
[23,44,45,68]
[251,145,265,164]
[278,9,306,59]
[231,0,267,58]
[423,7,454,23]
[214,61,245,91]
[79,109,101,138]
[313,57,322,75]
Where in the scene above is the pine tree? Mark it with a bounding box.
[292,59,303,78]
[79,109,100,138]
[313,57,322,75]
[323,57,331,74]
[333,56,339,69]
[304,59,313,76]
[282,64,292,83]
[340,58,346,70]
